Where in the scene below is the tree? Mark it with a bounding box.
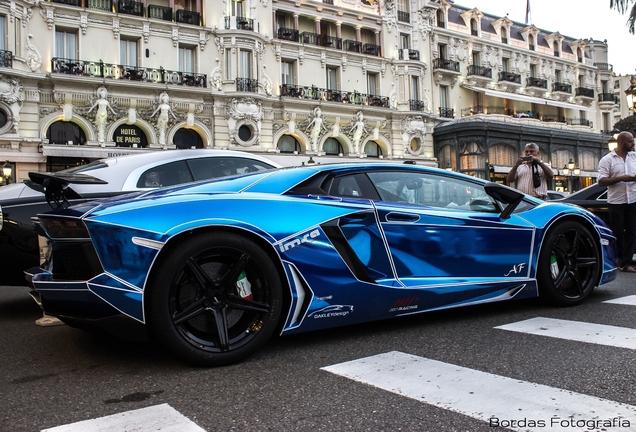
[614,115,636,134]
[610,0,636,34]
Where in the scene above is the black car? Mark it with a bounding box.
[557,184,609,225]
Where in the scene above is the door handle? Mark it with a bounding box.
[385,212,420,222]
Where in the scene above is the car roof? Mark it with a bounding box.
[53,149,282,194]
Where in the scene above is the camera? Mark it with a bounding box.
[522,156,533,161]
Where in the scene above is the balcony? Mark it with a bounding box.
[575,87,594,98]
[410,100,427,111]
[118,0,143,16]
[397,10,410,22]
[0,50,13,68]
[594,62,613,72]
[50,0,82,5]
[461,105,509,117]
[527,77,547,89]
[279,84,390,107]
[399,49,420,60]
[87,0,111,11]
[439,107,454,118]
[277,27,299,42]
[148,4,172,21]
[363,43,382,56]
[498,71,521,84]
[598,92,616,110]
[552,82,572,94]
[51,58,207,88]
[300,32,342,49]
[467,65,492,78]
[344,40,362,53]
[176,9,201,25]
[236,78,259,93]
[433,58,460,72]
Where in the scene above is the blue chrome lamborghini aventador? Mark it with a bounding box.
[29,163,617,366]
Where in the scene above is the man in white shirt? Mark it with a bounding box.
[597,131,636,272]
[506,143,554,199]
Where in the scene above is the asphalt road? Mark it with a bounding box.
[1,274,635,432]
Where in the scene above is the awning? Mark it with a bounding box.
[475,88,595,112]
[0,151,46,163]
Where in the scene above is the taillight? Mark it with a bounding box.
[40,218,90,239]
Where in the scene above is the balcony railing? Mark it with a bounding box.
[0,50,13,68]
[323,0,334,4]
[433,58,460,72]
[87,0,111,11]
[527,77,547,88]
[594,62,613,71]
[397,10,410,22]
[51,58,207,87]
[461,105,510,117]
[467,65,492,78]
[300,32,342,49]
[399,49,420,60]
[148,4,172,21]
[566,118,592,127]
[344,40,362,53]
[279,84,390,107]
[575,87,594,98]
[118,0,143,16]
[50,0,82,5]
[598,92,616,102]
[363,43,381,56]
[278,27,299,42]
[439,107,454,118]
[409,99,427,111]
[176,9,201,25]
[237,78,259,92]
[552,82,572,93]
[437,20,445,28]
[498,71,521,84]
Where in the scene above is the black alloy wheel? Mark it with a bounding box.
[147,232,283,366]
[537,221,600,306]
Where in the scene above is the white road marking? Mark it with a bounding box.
[322,351,636,431]
[41,403,205,432]
[495,317,636,350]
[604,295,636,306]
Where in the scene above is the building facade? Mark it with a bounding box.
[0,0,619,190]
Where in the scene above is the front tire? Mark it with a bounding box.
[147,232,283,366]
[537,221,600,306]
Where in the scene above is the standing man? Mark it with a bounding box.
[506,143,554,199]
[597,131,636,272]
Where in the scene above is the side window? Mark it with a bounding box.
[187,157,275,181]
[332,176,363,197]
[367,171,498,212]
[136,160,194,188]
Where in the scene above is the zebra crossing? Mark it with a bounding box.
[41,295,636,432]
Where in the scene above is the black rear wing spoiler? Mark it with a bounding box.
[25,172,108,210]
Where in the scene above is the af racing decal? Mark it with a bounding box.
[277,228,321,253]
[389,297,419,313]
[308,305,354,319]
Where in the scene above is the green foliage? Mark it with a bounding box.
[614,115,636,133]
[610,0,636,33]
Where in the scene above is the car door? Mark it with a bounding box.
[365,171,536,289]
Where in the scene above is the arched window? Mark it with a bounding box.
[174,128,203,149]
[529,34,535,50]
[436,9,445,28]
[46,121,87,145]
[501,27,507,43]
[277,135,301,153]
[364,141,383,158]
[438,144,456,171]
[323,137,344,155]
[471,19,478,36]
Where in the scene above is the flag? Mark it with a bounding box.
[525,0,531,25]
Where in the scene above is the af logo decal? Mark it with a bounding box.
[278,229,321,252]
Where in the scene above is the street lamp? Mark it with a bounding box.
[562,159,580,192]
[608,127,620,152]
[2,161,12,185]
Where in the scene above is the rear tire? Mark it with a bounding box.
[537,221,600,306]
[147,232,283,366]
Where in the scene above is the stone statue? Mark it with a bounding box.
[151,92,177,145]
[88,87,116,143]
